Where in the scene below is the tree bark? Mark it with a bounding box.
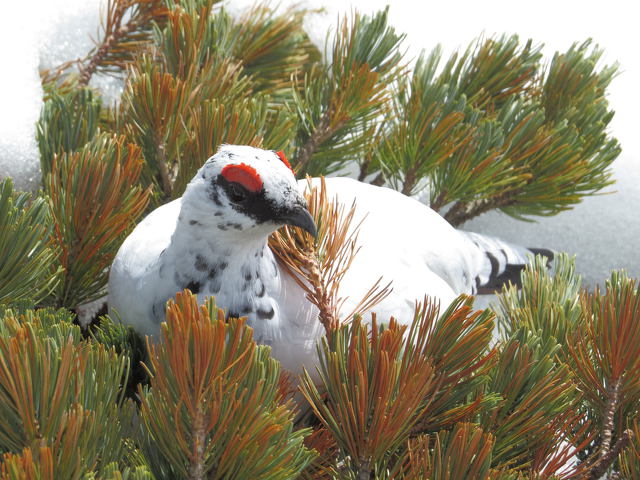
[295,113,332,175]
[78,3,135,86]
[357,458,371,480]
[588,378,629,480]
[444,192,515,227]
[189,404,206,480]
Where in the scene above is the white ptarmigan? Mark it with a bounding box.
[109,145,552,374]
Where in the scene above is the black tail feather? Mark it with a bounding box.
[475,247,554,294]
[460,231,554,295]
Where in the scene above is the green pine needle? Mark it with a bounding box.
[0,179,61,306]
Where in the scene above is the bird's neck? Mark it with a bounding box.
[165,211,283,343]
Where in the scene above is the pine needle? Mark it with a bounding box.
[269,177,391,333]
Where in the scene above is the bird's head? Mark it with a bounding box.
[181,145,317,239]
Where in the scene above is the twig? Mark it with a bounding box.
[401,168,417,195]
[156,138,173,197]
[295,112,333,174]
[444,192,514,227]
[302,255,340,332]
[601,378,621,455]
[370,173,385,186]
[357,458,371,480]
[78,0,167,86]
[430,190,448,212]
[79,0,131,86]
[189,404,206,480]
[269,178,391,336]
[79,26,132,86]
[357,158,371,182]
[586,378,626,480]
[588,429,632,480]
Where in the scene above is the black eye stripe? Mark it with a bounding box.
[229,183,247,202]
[215,174,285,225]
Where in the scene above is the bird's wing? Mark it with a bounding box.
[108,198,182,335]
[269,270,323,377]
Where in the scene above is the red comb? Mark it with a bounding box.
[276,150,293,172]
[221,163,263,192]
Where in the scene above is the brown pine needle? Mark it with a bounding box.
[269,176,392,334]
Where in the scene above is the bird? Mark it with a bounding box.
[108,144,552,375]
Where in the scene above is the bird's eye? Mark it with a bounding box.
[228,183,246,203]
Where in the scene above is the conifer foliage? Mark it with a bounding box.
[0,306,131,479]
[47,135,151,307]
[0,181,59,305]
[0,0,635,478]
[138,291,313,479]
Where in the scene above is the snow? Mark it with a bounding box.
[0,0,638,287]
[0,3,43,191]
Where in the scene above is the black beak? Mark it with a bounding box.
[280,205,317,238]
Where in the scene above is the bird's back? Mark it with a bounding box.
[304,177,475,323]
[306,177,551,323]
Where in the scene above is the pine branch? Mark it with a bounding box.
[481,328,579,471]
[0,180,60,305]
[402,423,496,480]
[36,88,102,179]
[432,100,548,225]
[295,112,332,174]
[157,1,235,79]
[119,29,257,200]
[440,34,542,109]
[601,378,622,456]
[290,8,405,176]
[300,310,439,478]
[78,0,169,86]
[0,309,130,478]
[444,191,515,226]
[541,40,618,128]
[562,272,640,478]
[389,36,620,225]
[376,49,472,196]
[47,134,150,307]
[189,403,206,480]
[589,430,633,480]
[232,4,320,94]
[410,296,497,434]
[118,58,192,198]
[78,1,130,85]
[567,273,640,411]
[138,291,313,479]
